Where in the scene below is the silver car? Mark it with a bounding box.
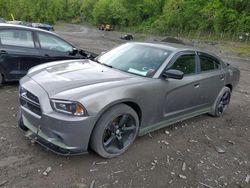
[18,43,240,158]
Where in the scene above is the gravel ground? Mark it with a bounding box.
[0,24,249,188]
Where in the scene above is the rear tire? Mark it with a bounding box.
[90,104,139,158]
[209,87,231,117]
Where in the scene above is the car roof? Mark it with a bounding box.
[132,42,194,52]
[0,23,58,36]
[131,42,221,60]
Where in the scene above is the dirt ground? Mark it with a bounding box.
[0,24,250,188]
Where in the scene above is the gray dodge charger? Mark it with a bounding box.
[18,42,240,158]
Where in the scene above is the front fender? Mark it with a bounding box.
[81,88,142,118]
[79,80,161,129]
[93,98,141,125]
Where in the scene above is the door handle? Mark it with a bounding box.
[220,75,225,81]
[194,83,200,88]
[44,54,50,57]
[0,50,7,54]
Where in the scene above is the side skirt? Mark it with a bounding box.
[138,107,211,136]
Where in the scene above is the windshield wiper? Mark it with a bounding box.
[101,63,113,68]
[95,59,113,68]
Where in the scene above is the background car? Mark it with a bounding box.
[7,20,23,25]
[32,23,54,31]
[21,21,33,27]
[18,42,240,158]
[7,20,33,27]
[0,18,6,23]
[0,23,97,84]
[120,34,134,40]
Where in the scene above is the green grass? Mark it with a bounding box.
[219,43,250,58]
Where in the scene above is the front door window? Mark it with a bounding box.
[170,54,196,75]
[37,32,73,53]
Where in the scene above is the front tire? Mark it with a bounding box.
[90,104,139,158]
[209,87,231,117]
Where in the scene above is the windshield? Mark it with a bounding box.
[97,43,171,77]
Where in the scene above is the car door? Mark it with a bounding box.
[0,28,40,80]
[161,51,203,119]
[36,31,80,63]
[197,52,225,107]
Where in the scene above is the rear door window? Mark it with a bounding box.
[199,55,220,72]
[0,29,34,48]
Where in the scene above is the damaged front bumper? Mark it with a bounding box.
[18,109,89,155]
[17,77,96,155]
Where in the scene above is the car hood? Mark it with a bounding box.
[28,59,141,97]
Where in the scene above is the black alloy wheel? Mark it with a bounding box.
[103,114,137,154]
[218,90,231,114]
[209,87,232,117]
[90,104,139,158]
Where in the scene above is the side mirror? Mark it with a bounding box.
[162,69,184,80]
[79,50,98,60]
[70,48,78,56]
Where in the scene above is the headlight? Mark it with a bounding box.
[51,100,86,116]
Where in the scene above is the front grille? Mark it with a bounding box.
[20,88,41,116]
[26,91,40,104]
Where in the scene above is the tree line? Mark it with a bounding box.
[0,0,249,35]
